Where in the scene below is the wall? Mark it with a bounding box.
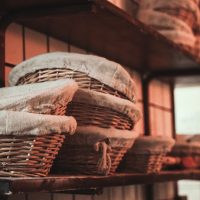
[149,80,173,137]
[4,22,174,200]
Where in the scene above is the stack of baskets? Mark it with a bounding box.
[0,80,78,177]
[137,0,200,51]
[119,136,175,173]
[9,52,141,175]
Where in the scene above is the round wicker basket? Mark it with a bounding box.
[139,0,200,29]
[9,52,137,103]
[137,10,196,49]
[52,126,137,175]
[67,89,141,130]
[51,90,140,175]
[0,110,77,177]
[119,136,175,173]
[164,141,200,169]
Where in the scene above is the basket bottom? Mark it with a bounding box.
[119,153,166,174]
[52,144,128,175]
[0,134,65,177]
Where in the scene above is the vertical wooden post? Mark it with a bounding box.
[0,27,5,87]
[145,184,154,200]
[0,15,13,87]
[170,82,176,139]
[142,74,151,136]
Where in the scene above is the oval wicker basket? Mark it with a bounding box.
[139,0,200,29]
[137,10,196,49]
[51,90,140,175]
[9,53,141,176]
[0,111,77,177]
[0,134,65,177]
[119,136,175,174]
[9,52,137,103]
[16,68,129,101]
[66,89,141,131]
[52,126,137,175]
[155,8,197,29]
[164,141,200,169]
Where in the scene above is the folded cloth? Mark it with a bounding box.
[0,79,78,115]
[0,110,77,136]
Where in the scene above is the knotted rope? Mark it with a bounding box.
[94,138,112,175]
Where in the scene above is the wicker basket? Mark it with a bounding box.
[51,90,140,175]
[137,10,196,49]
[52,126,137,175]
[0,110,77,177]
[119,136,175,173]
[165,142,200,169]
[8,53,141,176]
[139,0,200,29]
[66,89,141,130]
[0,79,78,116]
[16,68,129,101]
[9,52,136,103]
[155,8,197,29]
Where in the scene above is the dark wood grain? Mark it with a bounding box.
[1,0,200,73]
[0,170,199,195]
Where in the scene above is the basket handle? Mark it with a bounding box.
[94,138,112,175]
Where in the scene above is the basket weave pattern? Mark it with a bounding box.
[52,144,129,175]
[14,64,136,175]
[67,102,133,130]
[122,152,166,173]
[16,68,129,101]
[0,134,65,177]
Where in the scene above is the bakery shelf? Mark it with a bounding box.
[0,170,199,195]
[1,0,200,75]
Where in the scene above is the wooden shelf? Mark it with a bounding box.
[1,0,200,75]
[0,170,199,195]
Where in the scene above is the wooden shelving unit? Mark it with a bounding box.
[1,1,200,77]
[0,0,200,198]
[0,170,199,195]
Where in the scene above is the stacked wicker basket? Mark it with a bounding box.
[9,52,141,175]
[164,135,200,169]
[137,0,200,52]
[119,136,175,173]
[0,79,78,177]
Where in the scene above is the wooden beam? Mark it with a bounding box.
[0,170,198,195]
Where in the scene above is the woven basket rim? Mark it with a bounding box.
[73,89,141,124]
[140,0,199,15]
[8,52,136,102]
[129,136,175,153]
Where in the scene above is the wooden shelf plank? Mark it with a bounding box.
[0,170,199,195]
